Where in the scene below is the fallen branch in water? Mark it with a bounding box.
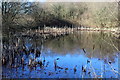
[107,61,120,76]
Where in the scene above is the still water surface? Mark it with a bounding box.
[2,31,120,78]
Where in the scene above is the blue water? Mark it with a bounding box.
[2,49,119,78]
[2,32,120,78]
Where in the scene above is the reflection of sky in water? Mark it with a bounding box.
[2,32,119,78]
[3,49,118,78]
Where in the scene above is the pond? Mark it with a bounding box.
[2,31,120,78]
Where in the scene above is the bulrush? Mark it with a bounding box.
[43,57,45,63]
[93,44,95,50]
[87,60,90,64]
[109,61,112,64]
[56,58,59,60]
[88,72,91,74]
[28,58,32,66]
[54,60,57,71]
[57,66,63,69]
[32,59,38,68]
[22,46,28,55]
[82,48,86,53]
[46,62,49,67]
[36,49,41,57]
[21,57,24,65]
[28,58,37,69]
[14,58,18,68]
[65,68,68,70]
[74,65,77,74]
[30,48,34,53]
[38,60,43,68]
[9,54,15,67]
[9,55,13,67]
[2,57,6,65]
[42,57,46,66]
[82,65,86,72]
[3,44,7,50]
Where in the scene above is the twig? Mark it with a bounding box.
[107,61,120,75]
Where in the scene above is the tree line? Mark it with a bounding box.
[2,2,119,34]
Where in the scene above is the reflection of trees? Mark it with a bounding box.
[3,32,119,63]
[44,32,119,61]
[44,34,81,54]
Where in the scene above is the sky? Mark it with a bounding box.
[28,0,47,2]
[28,0,118,2]
[2,0,119,2]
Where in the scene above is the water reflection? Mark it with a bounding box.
[2,31,120,78]
[44,32,119,62]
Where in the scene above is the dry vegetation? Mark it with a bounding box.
[2,2,119,29]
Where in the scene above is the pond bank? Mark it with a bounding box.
[20,27,120,39]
